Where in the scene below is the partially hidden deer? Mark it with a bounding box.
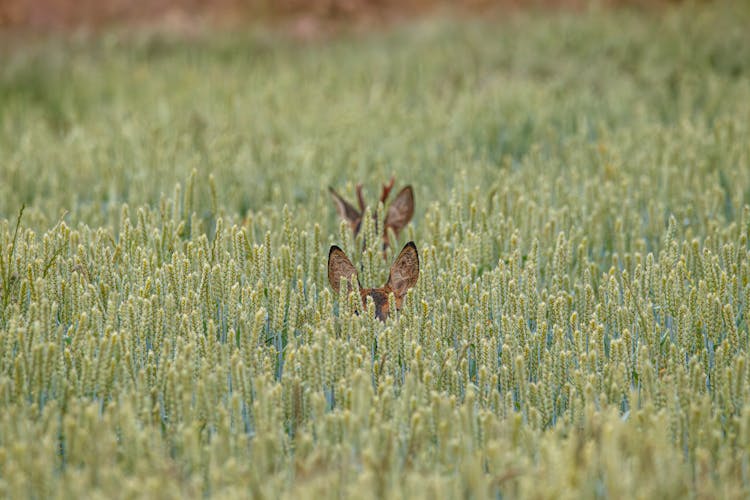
[329,177,414,251]
[328,241,419,321]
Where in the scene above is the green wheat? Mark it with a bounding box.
[1,2,750,498]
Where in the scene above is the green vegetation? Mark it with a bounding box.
[2,2,750,497]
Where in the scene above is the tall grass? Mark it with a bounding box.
[1,2,750,497]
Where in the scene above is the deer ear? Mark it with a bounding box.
[328,246,359,294]
[387,241,419,298]
[329,187,362,230]
[384,186,414,235]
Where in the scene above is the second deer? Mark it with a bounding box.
[329,177,414,251]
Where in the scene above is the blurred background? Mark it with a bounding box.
[2,0,680,34]
[1,0,741,231]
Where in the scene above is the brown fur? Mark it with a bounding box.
[328,241,419,321]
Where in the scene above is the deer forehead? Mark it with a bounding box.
[360,287,392,320]
[360,286,391,302]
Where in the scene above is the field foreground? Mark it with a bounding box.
[1,2,750,498]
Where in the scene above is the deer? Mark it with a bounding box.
[328,241,419,321]
[328,177,414,252]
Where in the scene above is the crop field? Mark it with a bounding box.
[1,2,750,498]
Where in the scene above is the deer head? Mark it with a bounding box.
[329,177,415,250]
[328,241,419,321]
